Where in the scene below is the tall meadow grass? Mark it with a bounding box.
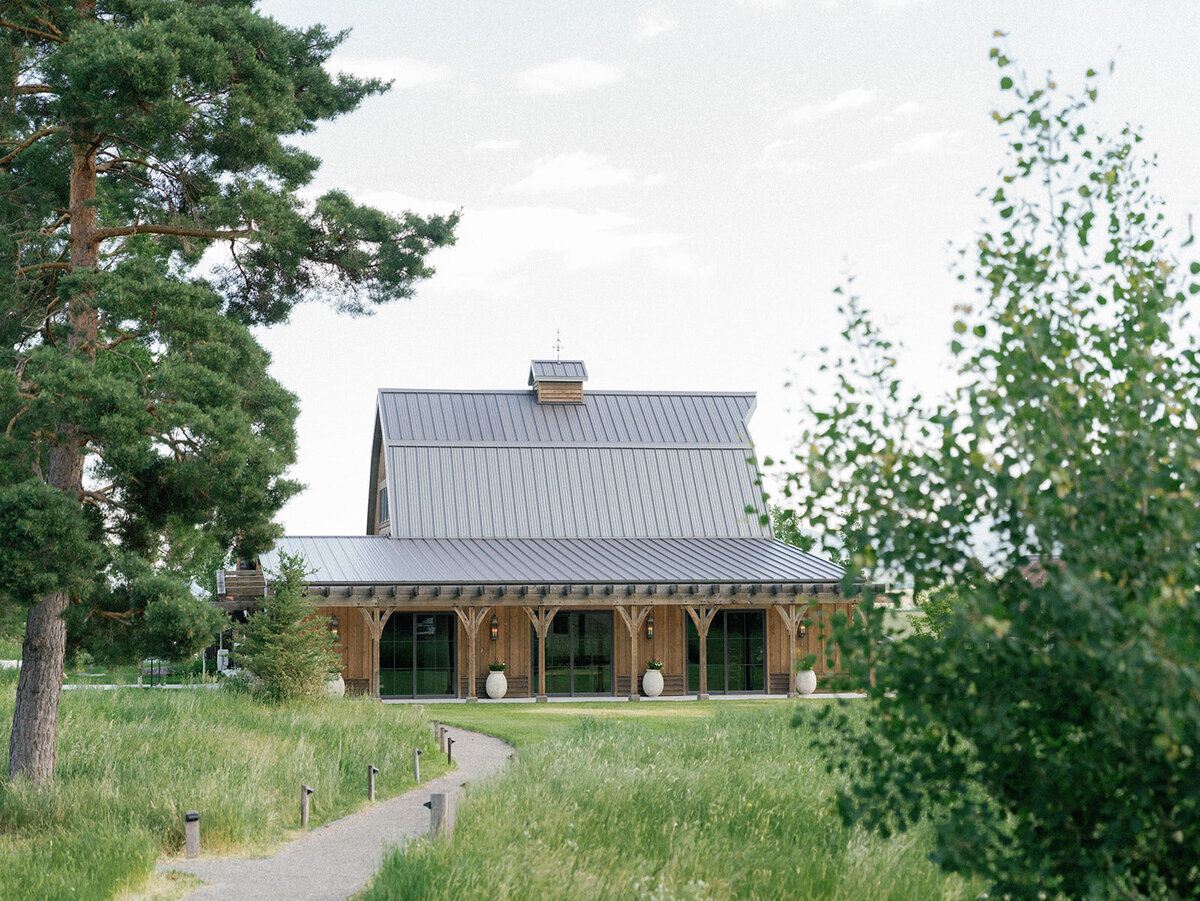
[0,686,446,901]
[365,703,973,901]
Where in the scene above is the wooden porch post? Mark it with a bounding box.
[614,605,651,701]
[773,603,809,698]
[523,605,559,702]
[684,604,719,700]
[358,607,396,699]
[452,606,491,702]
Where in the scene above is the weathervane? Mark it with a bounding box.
[554,329,563,361]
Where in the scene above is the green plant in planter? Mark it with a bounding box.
[646,659,664,671]
[488,662,507,672]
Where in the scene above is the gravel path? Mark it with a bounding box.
[159,725,513,901]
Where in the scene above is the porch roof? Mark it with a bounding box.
[259,535,844,588]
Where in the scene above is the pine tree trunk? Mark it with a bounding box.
[7,129,98,784]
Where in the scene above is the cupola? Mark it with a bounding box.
[529,359,587,404]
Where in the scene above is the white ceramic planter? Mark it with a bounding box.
[795,669,818,696]
[486,671,508,699]
[642,669,664,698]
[325,674,346,698]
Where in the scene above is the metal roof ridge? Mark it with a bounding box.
[376,388,757,397]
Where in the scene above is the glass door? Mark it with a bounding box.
[686,610,766,694]
[533,611,613,695]
[380,612,456,698]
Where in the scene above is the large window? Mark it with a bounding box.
[686,610,766,694]
[379,613,456,697]
[533,611,613,696]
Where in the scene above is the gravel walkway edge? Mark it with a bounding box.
[157,725,514,901]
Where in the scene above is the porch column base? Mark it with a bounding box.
[466,696,479,703]
[698,693,710,700]
[536,694,549,703]
[628,693,640,701]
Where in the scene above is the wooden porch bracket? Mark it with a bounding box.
[523,605,560,702]
[614,605,652,701]
[452,606,492,702]
[683,605,719,699]
[359,606,397,699]
[772,602,810,698]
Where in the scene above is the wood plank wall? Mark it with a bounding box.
[331,598,859,697]
[536,382,584,404]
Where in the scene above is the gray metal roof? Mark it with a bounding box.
[386,446,766,539]
[377,390,756,446]
[262,536,844,585]
[529,360,588,383]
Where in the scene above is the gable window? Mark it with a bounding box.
[377,482,389,525]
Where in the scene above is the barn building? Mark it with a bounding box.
[218,361,852,700]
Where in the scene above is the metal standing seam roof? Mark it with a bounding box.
[529,360,588,383]
[262,536,845,586]
[376,388,771,540]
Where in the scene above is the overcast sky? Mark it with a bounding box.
[253,0,1200,536]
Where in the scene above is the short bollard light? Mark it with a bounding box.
[429,792,455,839]
[413,747,422,784]
[446,736,455,765]
[368,764,379,802]
[184,811,200,859]
[301,784,314,828]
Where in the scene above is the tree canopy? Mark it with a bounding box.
[1,1,457,782]
[782,51,1200,898]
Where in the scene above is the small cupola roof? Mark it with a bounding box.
[529,360,587,404]
[528,360,588,385]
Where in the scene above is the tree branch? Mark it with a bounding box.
[15,261,71,277]
[0,126,67,168]
[16,83,53,94]
[0,19,65,43]
[94,223,253,241]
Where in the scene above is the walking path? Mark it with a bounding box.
[158,725,513,901]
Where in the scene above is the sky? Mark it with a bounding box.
[252,0,1200,537]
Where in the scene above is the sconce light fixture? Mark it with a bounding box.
[330,615,339,642]
[797,622,807,639]
[646,610,655,640]
[490,613,499,642]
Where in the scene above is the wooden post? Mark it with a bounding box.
[300,784,313,828]
[614,605,651,701]
[184,811,200,859]
[430,792,455,839]
[523,605,560,702]
[368,764,378,802]
[452,606,491,702]
[773,603,809,698]
[684,605,719,699]
[358,607,396,699]
[446,736,455,765]
[413,747,422,784]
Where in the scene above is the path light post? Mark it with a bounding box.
[413,747,422,784]
[184,811,200,859]
[368,764,378,802]
[301,784,314,828]
[446,736,455,765]
[429,792,455,839]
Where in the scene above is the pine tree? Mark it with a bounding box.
[1,2,457,783]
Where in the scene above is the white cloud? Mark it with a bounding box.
[850,157,893,172]
[874,99,924,122]
[781,88,875,125]
[744,139,817,178]
[505,152,661,193]
[637,12,679,40]
[326,55,451,89]
[475,138,521,152]
[892,130,965,154]
[517,58,623,95]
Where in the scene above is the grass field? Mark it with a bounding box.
[364,700,974,901]
[0,682,447,901]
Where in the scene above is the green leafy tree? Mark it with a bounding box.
[1,2,457,783]
[770,504,815,551]
[236,552,338,702]
[782,52,1200,898]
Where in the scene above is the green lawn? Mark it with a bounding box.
[364,700,975,901]
[0,682,447,901]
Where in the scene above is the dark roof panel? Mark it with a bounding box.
[529,360,588,383]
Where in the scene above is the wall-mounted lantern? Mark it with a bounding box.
[797,621,807,639]
[490,613,499,642]
[330,614,339,642]
[646,610,655,640]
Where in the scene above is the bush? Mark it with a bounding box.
[236,553,339,701]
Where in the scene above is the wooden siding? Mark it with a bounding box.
[536,381,584,404]
[331,596,860,697]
